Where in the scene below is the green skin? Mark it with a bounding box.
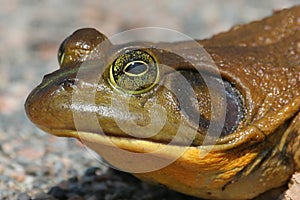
[25,6,300,200]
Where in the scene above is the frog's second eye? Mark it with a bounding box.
[57,28,111,68]
[109,50,159,94]
[57,37,68,67]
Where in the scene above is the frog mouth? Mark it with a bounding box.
[38,124,228,172]
[36,124,261,152]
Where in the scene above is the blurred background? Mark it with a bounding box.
[0,0,299,199]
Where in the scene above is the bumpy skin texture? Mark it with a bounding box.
[25,6,300,199]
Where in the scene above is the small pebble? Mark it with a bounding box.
[33,193,57,200]
[84,167,102,176]
[284,173,300,200]
[47,186,68,200]
[17,193,31,200]
[0,164,4,174]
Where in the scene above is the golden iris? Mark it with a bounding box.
[109,50,159,94]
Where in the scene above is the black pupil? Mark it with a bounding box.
[125,62,148,75]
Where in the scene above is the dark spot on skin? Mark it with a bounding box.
[61,78,78,88]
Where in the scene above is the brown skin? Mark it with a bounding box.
[25,6,300,199]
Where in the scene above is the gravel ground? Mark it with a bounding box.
[1,0,300,199]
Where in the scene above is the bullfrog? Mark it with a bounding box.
[25,6,300,200]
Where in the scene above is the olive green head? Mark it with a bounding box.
[25,28,246,147]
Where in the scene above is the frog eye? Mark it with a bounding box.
[58,28,111,68]
[109,50,159,94]
[57,37,68,67]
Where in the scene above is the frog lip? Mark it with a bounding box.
[37,125,183,148]
[36,124,180,149]
[35,124,251,151]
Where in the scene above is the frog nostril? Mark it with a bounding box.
[61,78,79,88]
